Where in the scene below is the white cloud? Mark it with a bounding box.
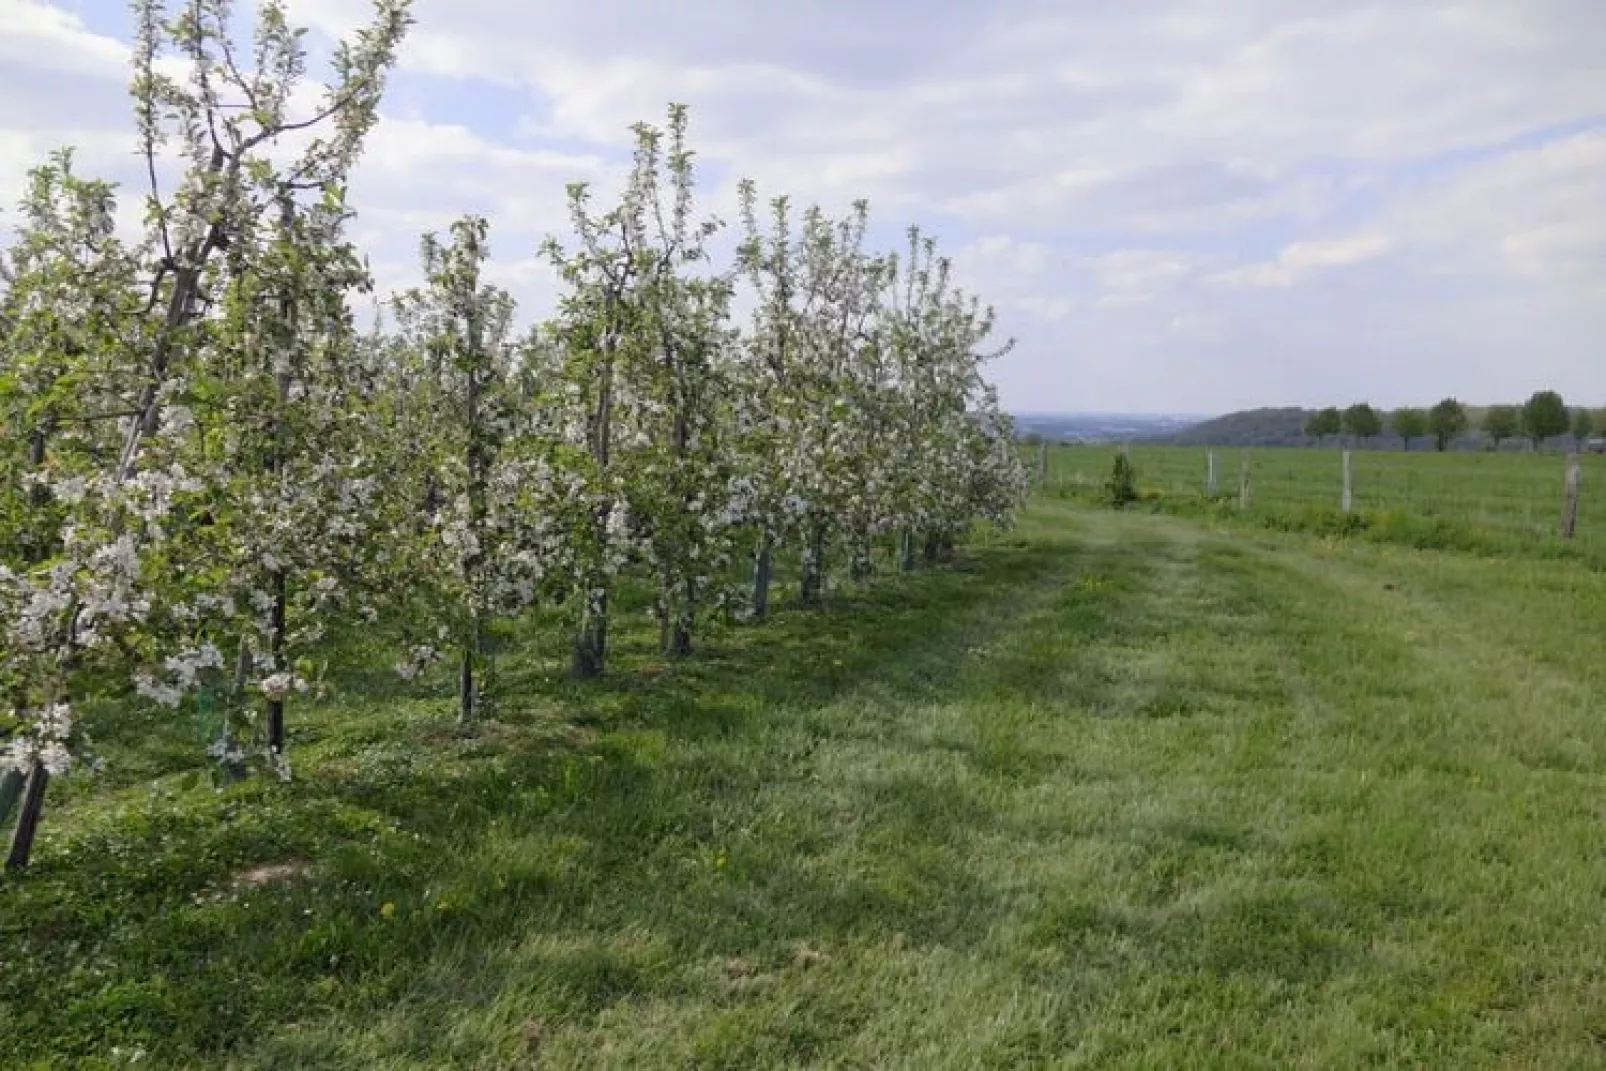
[0,0,126,76]
[1,0,1603,412]
[1213,231,1394,289]
[1388,131,1606,282]
[1088,250,1196,306]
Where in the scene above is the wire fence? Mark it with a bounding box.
[1039,444,1605,552]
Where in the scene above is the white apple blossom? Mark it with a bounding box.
[3,59,1023,877]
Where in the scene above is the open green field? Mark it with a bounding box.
[6,498,1606,1067]
[1046,443,1606,562]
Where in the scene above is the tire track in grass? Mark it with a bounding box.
[856,510,1382,1067]
[953,507,1603,1066]
[1260,537,1603,781]
[805,508,1606,1068]
[1191,527,1606,1064]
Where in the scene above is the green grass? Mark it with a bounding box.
[6,500,1606,1067]
[1045,443,1606,565]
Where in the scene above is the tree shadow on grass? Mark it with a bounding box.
[0,522,1371,1067]
[2,535,1079,1063]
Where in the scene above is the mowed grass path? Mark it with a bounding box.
[5,501,1606,1067]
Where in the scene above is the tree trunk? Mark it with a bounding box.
[458,276,494,712]
[267,217,295,758]
[571,586,608,678]
[5,761,49,872]
[569,499,612,679]
[117,165,232,482]
[458,616,480,726]
[266,569,287,754]
[750,531,774,621]
[213,638,250,780]
[20,422,54,565]
[664,357,697,658]
[27,424,48,510]
[667,623,692,658]
[0,766,23,830]
[574,308,617,680]
[421,474,440,520]
[849,539,872,583]
[899,530,916,573]
[667,576,694,658]
[800,525,827,607]
[656,580,671,655]
[924,531,941,563]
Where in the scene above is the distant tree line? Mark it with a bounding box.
[1304,391,1599,452]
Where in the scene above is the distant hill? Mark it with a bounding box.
[1021,404,1606,450]
[1155,404,1606,450]
[1012,412,1207,443]
[1161,408,1312,447]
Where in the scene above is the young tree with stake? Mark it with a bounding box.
[0,0,409,869]
[389,217,528,724]
[731,182,811,620]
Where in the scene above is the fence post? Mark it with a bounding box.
[1207,449,1217,496]
[1341,448,1353,514]
[1036,440,1048,486]
[1561,452,1580,539]
[1238,456,1252,511]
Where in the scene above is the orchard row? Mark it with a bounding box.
[0,1,1028,869]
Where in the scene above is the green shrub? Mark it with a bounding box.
[1105,452,1139,509]
[1259,505,1370,538]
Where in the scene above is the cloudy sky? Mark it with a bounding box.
[3,0,1603,414]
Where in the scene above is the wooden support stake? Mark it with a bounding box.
[1561,452,1580,539]
[0,767,22,831]
[5,761,49,871]
[1342,448,1353,514]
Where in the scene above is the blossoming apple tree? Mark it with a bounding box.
[0,0,409,868]
[0,3,1031,873]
